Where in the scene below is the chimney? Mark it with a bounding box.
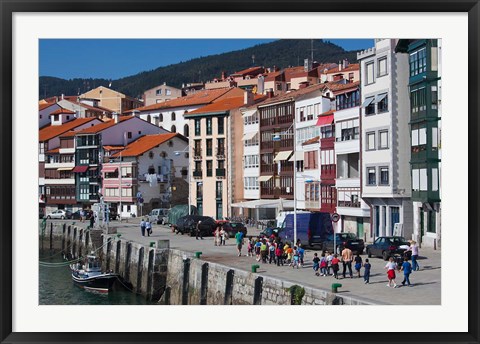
[299,82,310,89]
[343,59,349,68]
[131,110,140,118]
[61,94,64,100]
[163,82,166,86]
[221,71,226,80]
[244,90,254,106]
[338,61,342,71]
[312,61,319,69]
[267,88,274,98]
[113,112,119,124]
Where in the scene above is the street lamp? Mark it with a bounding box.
[174,146,191,216]
[272,122,298,245]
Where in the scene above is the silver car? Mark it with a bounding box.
[45,209,71,219]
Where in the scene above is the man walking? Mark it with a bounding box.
[408,240,420,271]
[341,246,353,278]
[235,230,244,257]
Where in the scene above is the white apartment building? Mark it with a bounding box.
[358,39,413,240]
[241,107,260,200]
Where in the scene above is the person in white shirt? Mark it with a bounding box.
[408,240,420,271]
[384,257,398,288]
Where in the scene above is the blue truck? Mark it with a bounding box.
[278,212,333,249]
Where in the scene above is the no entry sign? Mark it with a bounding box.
[331,213,340,223]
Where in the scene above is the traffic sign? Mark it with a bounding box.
[331,213,340,223]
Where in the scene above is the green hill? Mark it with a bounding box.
[39,39,361,99]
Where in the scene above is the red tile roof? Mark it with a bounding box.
[50,108,76,115]
[39,102,56,111]
[59,130,77,138]
[231,66,264,77]
[131,88,237,113]
[75,116,134,134]
[324,81,360,93]
[258,82,329,107]
[111,133,179,158]
[39,118,99,142]
[45,147,60,154]
[103,145,125,151]
[186,94,266,116]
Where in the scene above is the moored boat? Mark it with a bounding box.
[70,255,118,293]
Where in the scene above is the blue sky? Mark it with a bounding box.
[40,39,374,80]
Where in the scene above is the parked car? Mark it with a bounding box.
[148,208,169,225]
[321,233,365,255]
[259,227,281,239]
[220,222,247,238]
[366,236,411,261]
[174,215,217,236]
[71,210,93,220]
[277,212,333,249]
[45,209,72,220]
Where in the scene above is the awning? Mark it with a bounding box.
[257,175,272,182]
[103,166,118,173]
[89,166,98,171]
[288,151,304,162]
[375,93,388,103]
[72,165,89,173]
[273,150,292,162]
[316,114,334,126]
[242,132,257,141]
[241,109,257,118]
[362,96,375,108]
[231,199,294,209]
[57,167,73,171]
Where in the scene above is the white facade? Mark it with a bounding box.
[358,39,413,240]
[138,105,197,137]
[39,103,61,128]
[241,109,260,200]
[100,116,168,146]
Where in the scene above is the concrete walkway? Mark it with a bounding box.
[74,218,442,305]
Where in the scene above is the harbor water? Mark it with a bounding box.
[39,250,155,305]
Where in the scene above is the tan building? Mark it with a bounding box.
[184,91,264,219]
[319,60,360,83]
[143,83,182,106]
[80,86,143,114]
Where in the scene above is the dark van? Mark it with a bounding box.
[278,212,333,249]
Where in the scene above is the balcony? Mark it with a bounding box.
[305,200,320,210]
[193,170,203,178]
[216,168,226,177]
[338,200,361,208]
[321,164,336,180]
[207,169,213,177]
[193,148,202,160]
[260,187,293,199]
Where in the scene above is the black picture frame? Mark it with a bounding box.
[1,1,479,343]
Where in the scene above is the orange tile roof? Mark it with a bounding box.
[39,118,98,142]
[258,82,329,107]
[76,116,134,134]
[319,109,335,116]
[103,145,125,151]
[324,81,360,93]
[325,63,360,74]
[60,130,77,138]
[231,66,264,76]
[302,136,320,146]
[111,133,180,158]
[131,88,235,113]
[50,108,76,115]
[45,147,60,154]
[39,102,56,111]
[186,94,266,116]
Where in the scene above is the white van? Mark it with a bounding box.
[148,208,169,224]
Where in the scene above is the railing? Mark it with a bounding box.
[207,169,213,177]
[216,147,226,158]
[338,200,360,208]
[321,164,336,179]
[193,170,203,178]
[193,148,202,160]
[260,164,275,173]
[216,168,226,177]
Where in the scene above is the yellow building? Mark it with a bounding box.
[80,86,143,114]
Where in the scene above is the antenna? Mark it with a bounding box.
[310,39,316,63]
[252,54,255,66]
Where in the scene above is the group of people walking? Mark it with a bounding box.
[139,218,152,237]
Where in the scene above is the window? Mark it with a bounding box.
[195,161,202,173]
[216,181,223,199]
[378,57,387,77]
[299,108,305,122]
[427,210,436,233]
[156,89,162,96]
[165,89,171,96]
[121,166,133,178]
[183,124,189,137]
[54,114,59,121]
[410,88,427,114]
[367,167,376,185]
[307,105,314,121]
[379,130,389,149]
[431,85,438,110]
[196,182,203,198]
[206,139,212,156]
[159,113,163,122]
[206,160,213,177]
[409,47,427,76]
[244,155,259,168]
[171,112,176,121]
[171,125,176,132]
[218,117,224,135]
[380,167,389,185]
[411,123,427,151]
[364,97,375,115]
[244,177,259,190]
[336,90,360,110]
[206,118,212,135]
[195,119,201,136]
[276,83,282,91]
[320,125,334,139]
[377,93,388,113]
[366,132,375,151]
[365,62,374,85]
[127,132,132,139]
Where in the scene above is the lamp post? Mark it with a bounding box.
[272,122,298,245]
[174,146,191,216]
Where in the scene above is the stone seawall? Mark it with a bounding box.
[41,221,371,305]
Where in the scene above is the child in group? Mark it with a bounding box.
[363,259,371,284]
[255,239,262,261]
[401,257,412,286]
[312,253,320,276]
[275,242,284,266]
[247,237,254,257]
[320,253,328,276]
[385,257,398,288]
[331,254,340,279]
[326,251,334,275]
[291,246,300,269]
[268,241,276,264]
[354,253,363,278]
[286,246,294,266]
[260,240,268,263]
[297,245,305,267]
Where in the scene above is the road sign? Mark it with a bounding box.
[331,213,340,223]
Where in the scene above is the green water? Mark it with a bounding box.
[39,250,155,305]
